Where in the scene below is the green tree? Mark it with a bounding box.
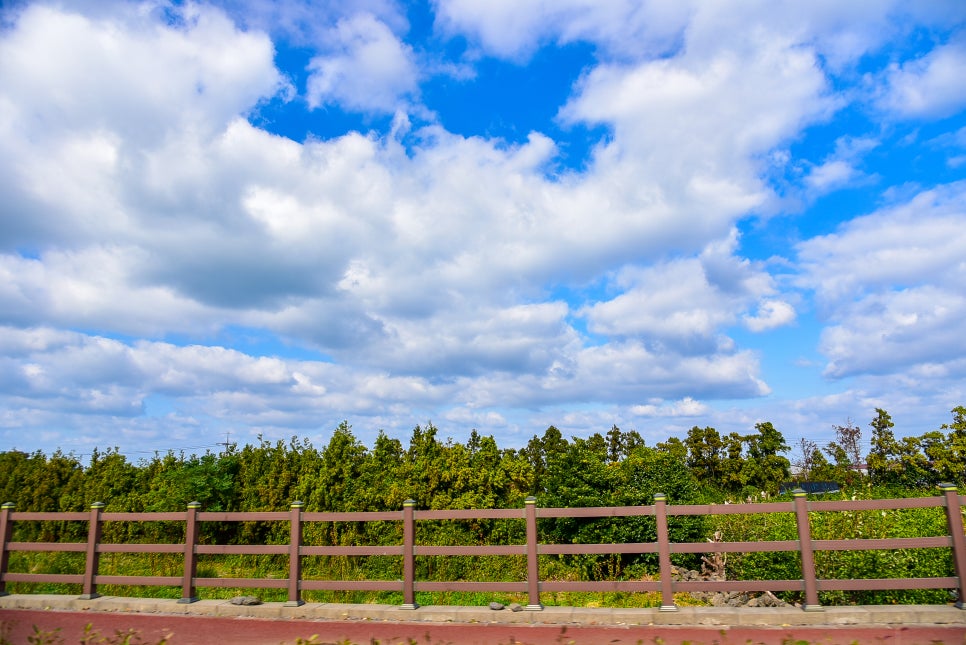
[721,432,747,493]
[523,426,568,496]
[740,422,790,494]
[138,450,238,513]
[541,439,704,577]
[656,436,687,461]
[867,408,901,487]
[605,425,625,463]
[403,423,446,509]
[894,435,933,489]
[308,422,367,512]
[82,448,138,510]
[362,430,406,510]
[806,447,836,482]
[685,426,725,485]
[938,406,966,486]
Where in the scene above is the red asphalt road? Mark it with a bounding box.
[2,609,966,645]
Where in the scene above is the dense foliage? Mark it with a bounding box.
[2,407,965,606]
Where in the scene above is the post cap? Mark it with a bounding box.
[187,501,202,509]
[792,488,807,497]
[290,500,305,508]
[524,496,537,504]
[90,501,106,509]
[653,493,667,501]
[1,502,14,509]
[938,482,957,492]
[403,499,416,507]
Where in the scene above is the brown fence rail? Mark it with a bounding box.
[1,485,964,612]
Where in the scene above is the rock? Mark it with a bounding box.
[509,603,523,612]
[667,567,791,608]
[489,602,505,610]
[754,591,789,607]
[230,595,262,606]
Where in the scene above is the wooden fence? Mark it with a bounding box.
[1,486,964,612]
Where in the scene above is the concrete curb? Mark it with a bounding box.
[2,595,965,627]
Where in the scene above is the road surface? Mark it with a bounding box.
[3,609,966,645]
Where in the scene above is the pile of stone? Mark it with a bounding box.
[671,566,791,608]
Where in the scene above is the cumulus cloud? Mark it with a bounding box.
[796,183,966,306]
[580,233,784,350]
[214,0,408,46]
[796,182,966,379]
[631,397,710,418]
[432,0,691,61]
[0,248,215,335]
[306,13,419,113]
[0,2,286,252]
[1,1,964,454]
[877,38,966,119]
[804,160,857,192]
[0,324,769,452]
[558,24,836,228]
[0,3,284,141]
[0,326,452,447]
[818,287,966,379]
[744,300,796,332]
[433,1,965,70]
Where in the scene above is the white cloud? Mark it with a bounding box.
[559,27,836,227]
[801,135,879,196]
[804,160,857,192]
[818,287,966,378]
[432,0,690,61]
[631,397,709,418]
[355,301,578,377]
[214,0,408,46]
[306,13,419,113]
[744,300,796,332]
[0,1,790,453]
[0,3,286,252]
[0,326,444,441]
[433,1,965,69]
[0,3,284,142]
[0,3,824,361]
[796,182,966,379]
[580,234,780,348]
[877,38,966,119]
[0,248,215,335]
[1,1,963,456]
[0,323,767,453]
[796,182,966,306]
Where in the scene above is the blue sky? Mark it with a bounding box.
[1,0,965,461]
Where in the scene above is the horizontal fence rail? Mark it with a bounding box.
[0,485,964,612]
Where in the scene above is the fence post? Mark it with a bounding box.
[286,501,305,607]
[80,501,105,600]
[179,501,201,603]
[524,496,543,610]
[654,493,677,611]
[792,489,822,611]
[401,499,418,609]
[939,483,966,609]
[0,502,13,597]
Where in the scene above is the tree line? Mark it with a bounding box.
[2,406,964,517]
[1,407,964,604]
